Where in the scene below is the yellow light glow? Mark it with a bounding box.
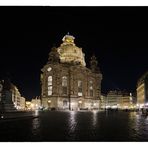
[65,38,74,43]
[48,100,51,103]
[78,100,82,104]
[31,103,34,108]
[26,101,31,105]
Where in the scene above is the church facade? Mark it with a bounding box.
[41,34,102,110]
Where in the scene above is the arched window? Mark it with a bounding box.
[89,81,93,97]
[48,76,52,96]
[62,76,67,95]
[78,80,83,96]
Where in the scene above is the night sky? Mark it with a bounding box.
[0,7,147,100]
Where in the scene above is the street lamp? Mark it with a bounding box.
[78,100,82,109]
[47,100,51,109]
[35,104,38,110]
[78,100,82,104]
[68,66,71,111]
[48,100,51,103]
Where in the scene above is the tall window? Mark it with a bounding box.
[89,81,93,97]
[62,76,67,95]
[78,80,83,96]
[48,76,52,96]
[63,100,68,107]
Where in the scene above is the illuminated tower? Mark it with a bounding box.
[90,55,100,73]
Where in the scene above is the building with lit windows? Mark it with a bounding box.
[100,94,108,109]
[106,90,122,109]
[101,90,133,109]
[20,96,26,110]
[31,97,41,110]
[119,92,133,109]
[25,101,32,110]
[0,78,26,112]
[137,71,148,108]
[40,33,102,110]
[11,84,23,110]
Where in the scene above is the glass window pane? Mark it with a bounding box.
[90,89,93,97]
[62,76,67,86]
[48,86,52,96]
[48,76,52,86]
[89,81,93,97]
[90,86,93,90]
[48,91,52,96]
[78,92,82,96]
[48,81,52,85]
[48,76,52,81]
[62,87,67,95]
[78,80,82,87]
[78,80,83,96]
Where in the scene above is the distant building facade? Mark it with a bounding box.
[20,96,26,110]
[41,34,102,110]
[100,94,107,109]
[101,90,133,109]
[31,97,41,110]
[11,84,26,110]
[119,92,133,109]
[0,78,26,111]
[25,101,32,110]
[25,98,41,111]
[137,71,148,108]
[106,91,122,108]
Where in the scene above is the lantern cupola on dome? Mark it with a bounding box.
[57,33,86,66]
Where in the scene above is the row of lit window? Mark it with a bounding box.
[47,76,94,97]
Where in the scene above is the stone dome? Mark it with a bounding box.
[57,34,86,66]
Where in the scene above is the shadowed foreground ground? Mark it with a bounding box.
[0,110,148,142]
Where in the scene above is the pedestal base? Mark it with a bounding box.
[0,103,16,113]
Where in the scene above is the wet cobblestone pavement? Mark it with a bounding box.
[0,111,148,141]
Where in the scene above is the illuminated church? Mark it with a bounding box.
[41,34,102,110]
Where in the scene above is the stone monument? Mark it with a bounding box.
[0,78,16,113]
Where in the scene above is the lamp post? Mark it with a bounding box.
[78,100,82,109]
[48,100,51,109]
[68,66,71,111]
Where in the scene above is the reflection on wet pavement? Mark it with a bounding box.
[1,111,148,141]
